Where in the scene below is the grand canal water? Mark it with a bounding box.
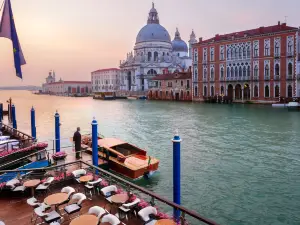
[1,90,300,225]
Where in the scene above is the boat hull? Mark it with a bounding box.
[108,160,159,180]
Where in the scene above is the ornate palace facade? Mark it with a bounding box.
[192,22,300,103]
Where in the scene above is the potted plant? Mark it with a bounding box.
[52,151,67,166]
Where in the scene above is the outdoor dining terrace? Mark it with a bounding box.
[0,160,219,225]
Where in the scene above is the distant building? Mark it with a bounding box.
[119,3,195,94]
[192,22,300,103]
[91,68,120,94]
[148,68,192,101]
[42,70,91,95]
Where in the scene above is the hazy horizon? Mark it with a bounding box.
[0,0,299,86]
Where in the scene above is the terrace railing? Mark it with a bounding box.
[0,160,220,225]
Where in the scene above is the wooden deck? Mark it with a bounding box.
[0,182,143,225]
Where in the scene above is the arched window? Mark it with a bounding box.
[265,64,269,77]
[154,52,158,61]
[148,52,152,61]
[77,86,80,93]
[221,86,224,95]
[254,85,258,97]
[227,49,231,59]
[275,42,280,55]
[243,66,246,77]
[239,48,242,58]
[243,47,246,58]
[231,49,234,59]
[275,64,280,76]
[247,66,250,77]
[288,85,293,97]
[210,68,214,80]
[239,66,242,77]
[227,67,230,77]
[211,86,214,96]
[235,67,238,77]
[265,85,270,97]
[288,63,293,75]
[220,67,224,78]
[254,45,258,57]
[247,46,250,58]
[220,49,224,60]
[194,69,198,81]
[194,86,198,97]
[204,69,207,79]
[210,50,214,61]
[265,44,270,56]
[288,41,293,53]
[231,67,234,77]
[235,48,238,59]
[254,65,258,77]
[166,91,168,97]
[204,86,207,96]
[194,52,198,62]
[275,85,280,97]
[147,69,157,75]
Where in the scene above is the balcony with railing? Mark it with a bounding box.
[274,75,280,80]
[287,74,293,80]
[253,76,259,81]
[202,77,207,82]
[287,52,294,57]
[0,156,220,225]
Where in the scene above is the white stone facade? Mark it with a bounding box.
[91,68,120,93]
[119,3,195,93]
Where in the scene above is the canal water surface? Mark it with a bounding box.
[0,91,300,225]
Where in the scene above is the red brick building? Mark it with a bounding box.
[192,22,300,103]
[148,69,192,101]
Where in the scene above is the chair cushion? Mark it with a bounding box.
[119,206,131,212]
[45,211,61,223]
[64,204,81,214]
[85,184,94,189]
[36,184,48,190]
[13,186,26,192]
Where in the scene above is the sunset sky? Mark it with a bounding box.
[0,0,299,86]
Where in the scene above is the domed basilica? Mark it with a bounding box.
[119,3,197,92]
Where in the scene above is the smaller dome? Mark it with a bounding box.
[172,28,188,52]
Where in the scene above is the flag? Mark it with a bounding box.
[0,0,26,79]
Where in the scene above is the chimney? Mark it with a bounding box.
[188,66,192,73]
[282,23,286,27]
[278,21,280,26]
[199,37,203,42]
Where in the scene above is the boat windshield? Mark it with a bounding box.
[112,143,143,156]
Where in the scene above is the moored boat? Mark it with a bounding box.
[83,136,159,179]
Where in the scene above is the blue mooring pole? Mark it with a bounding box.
[11,104,17,129]
[31,107,36,140]
[55,111,60,152]
[92,118,98,170]
[172,130,181,221]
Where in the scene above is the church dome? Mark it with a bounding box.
[135,3,171,44]
[172,28,188,52]
[136,24,171,44]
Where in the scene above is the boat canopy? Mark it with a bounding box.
[98,138,127,148]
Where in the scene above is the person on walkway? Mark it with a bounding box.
[73,127,81,159]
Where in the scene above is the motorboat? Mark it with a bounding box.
[83,136,159,180]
